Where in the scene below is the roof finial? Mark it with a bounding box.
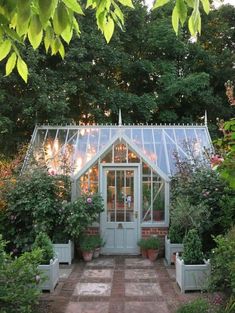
[118,109,122,126]
[204,110,208,126]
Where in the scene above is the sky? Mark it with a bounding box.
[145,0,235,8]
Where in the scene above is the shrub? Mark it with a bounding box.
[138,236,160,250]
[3,169,70,253]
[176,299,210,313]
[0,235,42,313]
[169,196,210,243]
[90,234,105,248]
[182,229,204,265]
[32,232,54,264]
[63,193,104,241]
[210,226,235,295]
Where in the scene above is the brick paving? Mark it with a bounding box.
[40,256,203,313]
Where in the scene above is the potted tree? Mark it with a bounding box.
[33,232,59,292]
[176,229,210,293]
[79,236,96,262]
[146,236,161,261]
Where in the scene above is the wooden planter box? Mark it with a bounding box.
[38,258,59,292]
[175,253,210,293]
[53,240,74,265]
[165,235,184,265]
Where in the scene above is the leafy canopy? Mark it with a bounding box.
[0,0,210,82]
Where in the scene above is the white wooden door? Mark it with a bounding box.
[101,167,139,254]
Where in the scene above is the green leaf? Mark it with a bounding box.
[53,2,69,35]
[39,0,57,28]
[28,15,43,49]
[59,42,65,59]
[185,0,194,8]
[176,0,187,26]
[44,26,54,52]
[5,52,17,76]
[118,0,134,9]
[17,56,28,83]
[172,6,179,35]
[61,24,73,44]
[16,0,31,36]
[200,0,210,14]
[188,14,196,36]
[3,26,22,42]
[73,16,81,35]
[152,0,170,10]
[62,0,84,15]
[103,16,114,43]
[0,39,11,61]
[51,37,62,55]
[113,2,124,25]
[86,0,93,8]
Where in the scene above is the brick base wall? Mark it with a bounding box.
[85,227,99,235]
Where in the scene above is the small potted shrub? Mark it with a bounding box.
[33,232,59,292]
[165,224,184,265]
[80,236,96,262]
[146,236,160,261]
[137,238,148,258]
[91,235,104,258]
[176,229,210,293]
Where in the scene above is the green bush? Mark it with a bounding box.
[3,169,70,253]
[176,299,209,313]
[183,229,204,265]
[0,235,42,313]
[32,232,54,264]
[90,234,105,248]
[169,196,210,244]
[210,226,235,295]
[138,236,160,250]
[63,193,104,241]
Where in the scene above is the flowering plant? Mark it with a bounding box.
[63,193,104,241]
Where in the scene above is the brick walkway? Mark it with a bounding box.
[41,256,202,313]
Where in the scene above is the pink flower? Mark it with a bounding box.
[210,155,224,169]
[87,197,92,204]
[48,168,57,176]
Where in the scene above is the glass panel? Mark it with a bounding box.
[128,148,140,163]
[124,128,131,138]
[100,129,110,147]
[155,143,168,173]
[153,129,163,144]
[107,170,116,222]
[114,143,127,163]
[175,129,187,150]
[106,169,134,222]
[152,181,165,222]
[66,129,78,145]
[143,144,156,163]
[166,143,177,174]
[132,128,142,145]
[143,129,153,143]
[57,129,68,146]
[102,149,113,163]
[142,177,151,222]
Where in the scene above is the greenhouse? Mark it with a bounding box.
[22,119,213,254]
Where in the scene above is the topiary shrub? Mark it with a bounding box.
[182,229,204,265]
[32,232,54,264]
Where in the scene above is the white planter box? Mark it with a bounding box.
[38,258,59,292]
[176,254,211,293]
[165,235,184,265]
[53,240,74,265]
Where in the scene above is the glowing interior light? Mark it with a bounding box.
[53,138,59,152]
[74,157,82,174]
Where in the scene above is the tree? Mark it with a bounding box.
[0,0,210,82]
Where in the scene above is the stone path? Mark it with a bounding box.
[41,256,201,313]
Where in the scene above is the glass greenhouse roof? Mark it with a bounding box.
[22,124,213,178]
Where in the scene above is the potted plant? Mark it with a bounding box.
[146,236,161,261]
[137,238,148,258]
[33,232,59,292]
[165,224,184,265]
[91,234,104,258]
[176,229,210,293]
[79,236,96,262]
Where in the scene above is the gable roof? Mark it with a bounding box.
[22,124,213,178]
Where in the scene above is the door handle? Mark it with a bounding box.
[117,223,123,229]
[135,211,138,219]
